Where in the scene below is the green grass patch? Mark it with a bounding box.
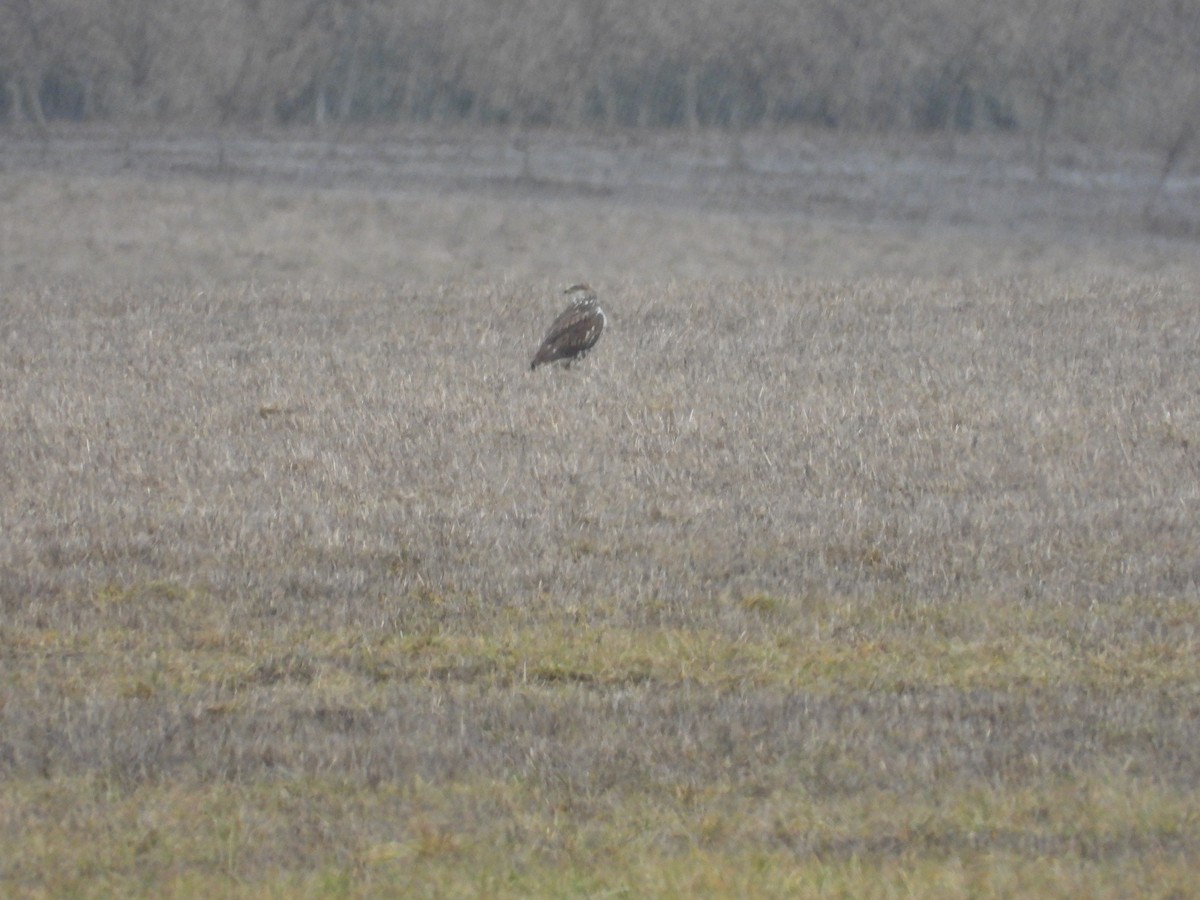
[3,773,1195,897]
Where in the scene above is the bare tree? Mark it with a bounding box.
[1131,0,1200,222]
[1005,0,1131,176]
[899,0,1009,154]
[0,0,60,129]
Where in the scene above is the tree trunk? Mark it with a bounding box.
[1035,93,1056,179]
[5,79,23,122]
[336,10,362,123]
[683,65,700,130]
[1144,116,1198,222]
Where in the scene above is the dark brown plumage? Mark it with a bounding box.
[530,284,606,370]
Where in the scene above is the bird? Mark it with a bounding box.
[530,284,606,370]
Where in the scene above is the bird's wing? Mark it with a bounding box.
[543,304,597,346]
[532,302,604,367]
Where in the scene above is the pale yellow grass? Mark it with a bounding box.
[2,270,1199,895]
[1,130,1199,894]
[1,169,1195,288]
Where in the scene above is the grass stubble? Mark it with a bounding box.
[2,269,1200,890]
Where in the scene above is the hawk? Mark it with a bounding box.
[530,284,606,370]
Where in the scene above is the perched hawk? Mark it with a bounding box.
[530,284,606,370]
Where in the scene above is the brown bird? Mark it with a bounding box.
[530,284,606,370]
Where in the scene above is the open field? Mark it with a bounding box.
[2,126,1199,287]
[2,128,1200,895]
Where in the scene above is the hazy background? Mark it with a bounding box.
[3,0,1198,293]
[3,0,1200,171]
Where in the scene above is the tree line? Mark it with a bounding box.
[2,0,1198,162]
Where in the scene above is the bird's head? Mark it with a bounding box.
[564,283,597,304]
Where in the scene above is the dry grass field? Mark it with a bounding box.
[2,128,1200,896]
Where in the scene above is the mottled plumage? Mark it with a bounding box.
[530,284,606,370]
